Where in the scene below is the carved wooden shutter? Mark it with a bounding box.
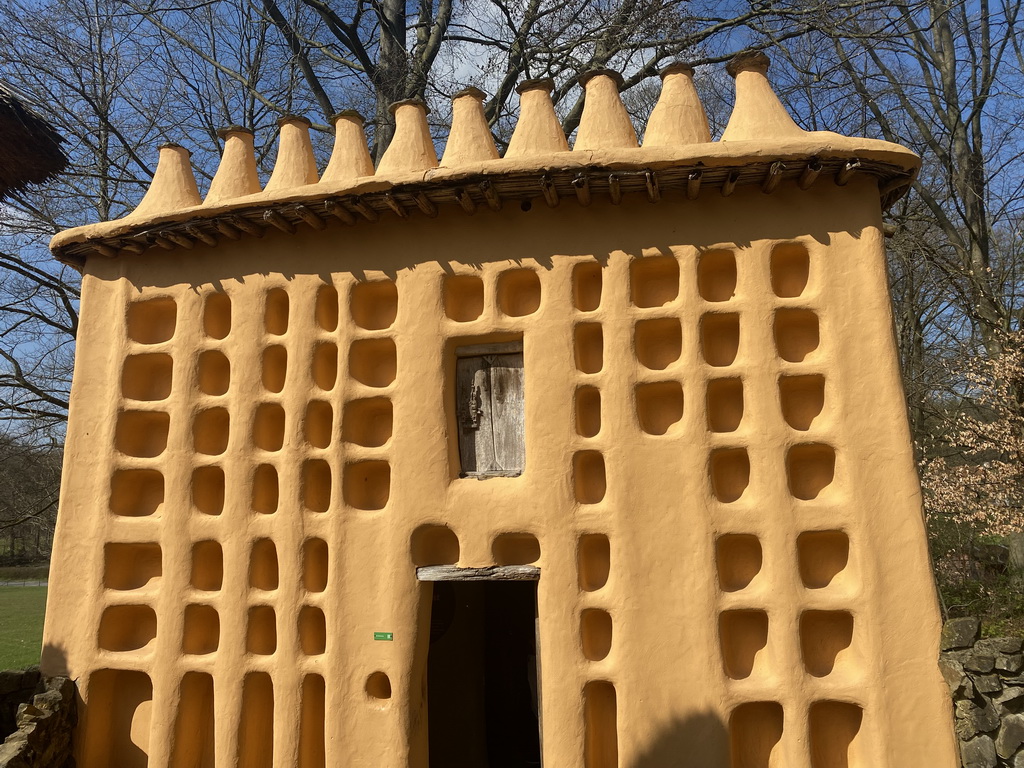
[456,343,525,476]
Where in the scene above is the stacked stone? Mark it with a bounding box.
[0,674,76,768]
[941,618,1024,768]
[0,669,39,742]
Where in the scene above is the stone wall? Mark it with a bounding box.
[0,669,39,742]
[0,671,75,768]
[942,618,1024,767]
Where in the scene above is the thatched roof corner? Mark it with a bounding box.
[0,82,68,200]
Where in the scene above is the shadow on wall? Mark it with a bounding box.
[40,644,76,721]
[629,711,729,768]
[39,643,68,677]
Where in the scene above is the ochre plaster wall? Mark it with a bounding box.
[42,54,958,768]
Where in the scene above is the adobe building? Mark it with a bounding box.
[44,53,958,767]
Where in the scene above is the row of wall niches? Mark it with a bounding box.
[609,242,812,307]
[718,605,856,680]
[581,372,824,442]
[729,700,864,768]
[107,458,390,517]
[569,307,820,380]
[409,526,553,569]
[94,601,327,657]
[716,531,850,593]
[123,280,399,346]
[565,307,819,378]
[571,288,618,768]
[559,440,837,508]
[579,535,615,768]
[570,280,610,512]
[409,526,610,592]
[112,397,392,458]
[444,268,541,321]
[441,242,813,326]
[102,538,329,593]
[610,307,819,372]
[588,688,861,767]
[708,442,837,505]
[84,668,392,768]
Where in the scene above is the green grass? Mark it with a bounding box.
[0,586,47,670]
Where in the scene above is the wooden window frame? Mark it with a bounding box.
[454,340,525,479]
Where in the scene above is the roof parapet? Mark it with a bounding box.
[643,63,711,147]
[129,143,201,219]
[377,99,438,174]
[721,51,805,142]
[53,57,922,264]
[573,69,638,151]
[441,87,499,166]
[264,116,319,192]
[505,79,569,157]
[322,111,374,183]
[204,126,260,205]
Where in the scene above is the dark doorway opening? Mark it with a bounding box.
[427,580,541,768]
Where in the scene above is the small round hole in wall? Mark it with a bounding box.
[520,200,532,212]
[366,671,392,701]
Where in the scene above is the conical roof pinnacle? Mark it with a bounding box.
[205,126,261,204]
[441,87,499,166]
[322,111,375,183]
[77,54,886,254]
[721,51,805,142]
[643,62,711,147]
[264,115,319,192]
[505,79,569,157]
[573,69,638,151]
[131,143,202,218]
[377,99,438,174]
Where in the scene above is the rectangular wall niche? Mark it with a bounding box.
[455,341,525,478]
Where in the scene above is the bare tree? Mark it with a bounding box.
[0,432,62,565]
[126,0,834,153]
[770,0,1024,354]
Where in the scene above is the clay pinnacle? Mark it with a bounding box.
[726,50,770,78]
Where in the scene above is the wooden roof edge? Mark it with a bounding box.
[51,155,918,268]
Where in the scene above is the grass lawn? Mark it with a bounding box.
[0,586,47,670]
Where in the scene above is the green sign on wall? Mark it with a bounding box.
[373,631,393,641]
